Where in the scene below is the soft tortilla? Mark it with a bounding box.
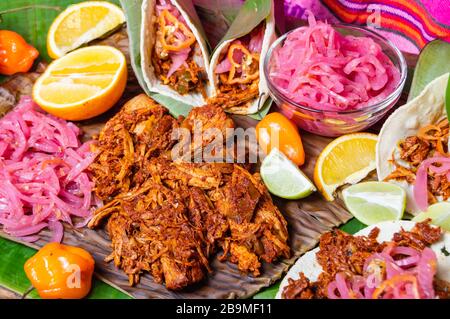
[208,6,276,115]
[140,0,212,106]
[276,220,450,299]
[376,73,449,215]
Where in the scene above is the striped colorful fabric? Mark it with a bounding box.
[284,0,450,54]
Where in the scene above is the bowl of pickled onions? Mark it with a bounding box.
[264,15,407,137]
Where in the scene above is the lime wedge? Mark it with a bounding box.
[260,148,316,200]
[412,202,450,232]
[342,182,406,225]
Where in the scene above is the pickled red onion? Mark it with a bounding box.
[414,156,450,211]
[156,0,192,76]
[155,0,187,25]
[0,97,100,242]
[167,48,190,78]
[215,24,265,75]
[249,24,264,53]
[215,58,232,74]
[327,244,438,299]
[269,13,400,111]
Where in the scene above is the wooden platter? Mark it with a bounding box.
[0,28,419,299]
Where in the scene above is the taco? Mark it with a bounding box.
[208,0,276,115]
[277,220,450,299]
[376,73,449,215]
[141,0,212,106]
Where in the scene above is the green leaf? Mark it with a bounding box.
[253,282,279,299]
[119,0,149,97]
[0,237,36,294]
[340,218,367,234]
[195,0,243,23]
[249,98,272,120]
[219,0,272,45]
[408,40,450,102]
[0,237,132,299]
[194,0,244,47]
[0,0,121,62]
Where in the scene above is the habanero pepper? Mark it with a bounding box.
[226,43,260,85]
[159,10,195,52]
[24,243,95,299]
[0,30,39,76]
[256,112,306,166]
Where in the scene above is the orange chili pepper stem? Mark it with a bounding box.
[24,243,95,299]
[159,10,195,52]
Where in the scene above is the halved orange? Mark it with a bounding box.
[33,45,127,121]
[47,1,125,59]
[314,133,378,201]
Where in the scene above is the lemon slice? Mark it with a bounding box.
[413,202,450,232]
[314,133,378,201]
[261,148,316,200]
[343,182,406,225]
[47,1,125,59]
[33,45,127,121]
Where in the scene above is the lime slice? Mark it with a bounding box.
[261,148,316,200]
[412,202,450,232]
[342,182,406,225]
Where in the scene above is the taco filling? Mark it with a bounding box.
[210,23,265,110]
[384,119,450,211]
[151,0,206,96]
[282,221,449,299]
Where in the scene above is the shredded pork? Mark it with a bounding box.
[88,95,290,290]
[385,119,450,204]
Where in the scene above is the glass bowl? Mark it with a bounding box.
[263,24,407,137]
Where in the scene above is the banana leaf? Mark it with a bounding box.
[193,0,244,47]
[408,40,450,101]
[218,0,272,46]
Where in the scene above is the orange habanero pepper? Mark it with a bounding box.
[0,30,39,76]
[159,10,196,52]
[256,112,305,166]
[24,243,95,299]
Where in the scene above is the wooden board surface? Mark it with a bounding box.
[0,29,418,299]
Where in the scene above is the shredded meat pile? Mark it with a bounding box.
[385,119,450,204]
[282,221,448,299]
[88,95,290,290]
[208,80,260,112]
